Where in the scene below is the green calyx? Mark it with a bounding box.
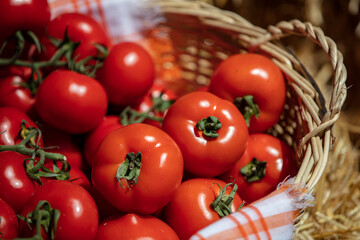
[16,200,60,240]
[196,116,222,138]
[210,182,243,218]
[240,158,267,182]
[116,152,142,188]
[234,95,260,127]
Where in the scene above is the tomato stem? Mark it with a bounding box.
[196,116,222,138]
[240,158,267,182]
[116,151,142,188]
[210,182,239,218]
[234,95,260,127]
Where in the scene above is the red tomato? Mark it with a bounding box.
[92,123,183,214]
[219,133,298,203]
[19,181,98,240]
[35,70,108,134]
[0,197,18,239]
[164,178,243,240]
[96,42,155,106]
[209,53,286,133]
[0,0,50,41]
[83,115,122,167]
[39,13,110,64]
[96,213,179,240]
[0,151,38,213]
[0,107,43,146]
[0,67,37,117]
[162,91,248,177]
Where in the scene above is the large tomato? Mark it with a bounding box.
[220,133,298,203]
[39,12,110,64]
[0,197,18,239]
[164,178,243,240]
[96,42,155,106]
[35,70,108,134]
[92,123,183,214]
[162,91,248,177]
[0,0,50,41]
[19,181,98,240]
[0,151,38,213]
[209,53,286,133]
[96,214,179,240]
[83,115,122,167]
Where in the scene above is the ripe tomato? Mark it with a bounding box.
[209,53,286,133]
[39,13,110,64]
[35,70,108,134]
[0,107,42,146]
[162,91,248,177]
[220,133,298,203]
[0,197,18,239]
[0,151,38,213]
[96,42,155,106]
[0,67,37,118]
[83,115,122,167]
[96,213,179,240]
[19,181,98,240]
[92,123,183,214]
[164,178,243,240]
[0,0,50,41]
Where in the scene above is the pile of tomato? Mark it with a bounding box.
[0,1,299,239]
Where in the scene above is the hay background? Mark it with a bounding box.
[202,0,360,239]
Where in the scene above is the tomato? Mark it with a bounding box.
[219,133,298,203]
[164,178,243,240]
[0,67,37,117]
[35,70,108,134]
[39,13,110,64]
[0,197,18,239]
[0,151,38,213]
[209,53,286,133]
[83,115,122,167]
[0,107,42,146]
[89,187,122,222]
[92,123,183,214]
[0,0,50,41]
[96,42,155,106]
[96,213,179,240]
[19,181,98,240]
[134,84,177,128]
[162,91,248,177]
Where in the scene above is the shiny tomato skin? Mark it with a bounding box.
[96,42,155,106]
[19,181,99,240]
[0,197,19,239]
[0,107,42,146]
[83,115,122,167]
[162,91,248,177]
[39,13,110,63]
[0,0,50,41]
[92,123,183,214]
[209,53,286,133]
[164,178,243,240]
[0,151,38,213]
[96,213,179,240]
[35,70,108,134]
[220,133,298,203]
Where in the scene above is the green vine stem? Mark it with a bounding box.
[116,152,142,188]
[240,158,267,182]
[211,182,242,218]
[233,95,260,127]
[196,116,222,138]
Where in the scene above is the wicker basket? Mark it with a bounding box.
[142,0,347,202]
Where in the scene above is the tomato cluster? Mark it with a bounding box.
[0,3,299,239]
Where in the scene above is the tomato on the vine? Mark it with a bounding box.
[96,42,155,106]
[96,213,179,240]
[35,70,108,134]
[164,178,243,240]
[0,197,18,239]
[162,91,248,177]
[209,53,286,133]
[92,123,183,214]
[220,133,298,203]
